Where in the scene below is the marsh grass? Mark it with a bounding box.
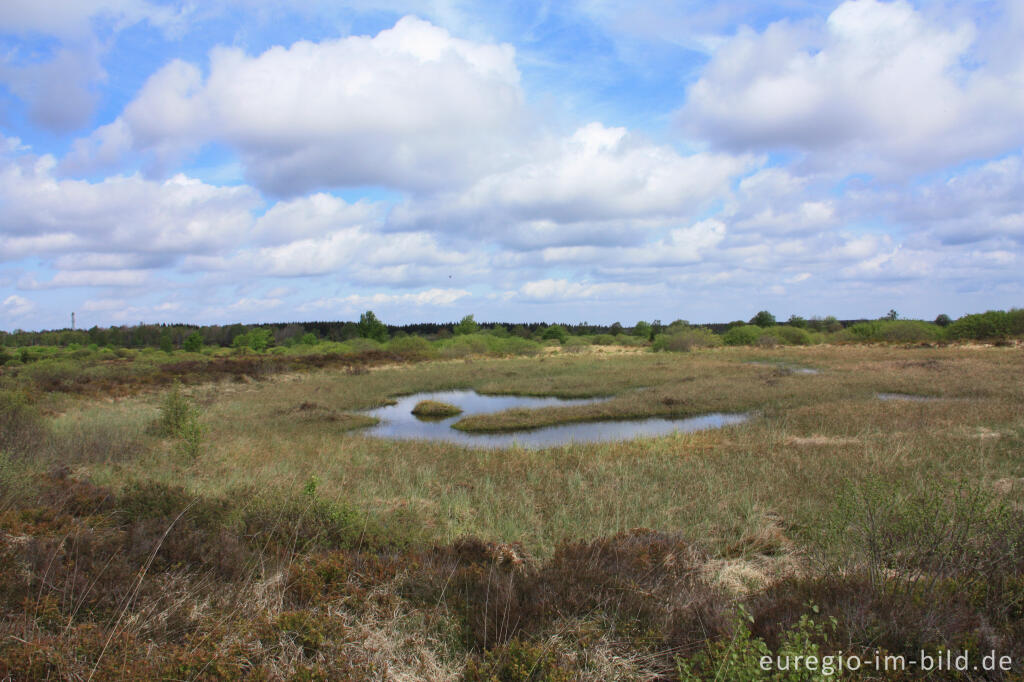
[3,344,1023,678]
[411,400,463,418]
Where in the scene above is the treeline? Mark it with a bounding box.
[1,308,1022,352]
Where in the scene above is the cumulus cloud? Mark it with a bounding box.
[679,0,1024,174]
[0,48,103,132]
[0,0,184,39]
[849,154,1024,246]
[298,288,470,312]
[392,122,753,246]
[515,278,660,302]
[19,270,150,289]
[2,294,34,317]
[68,16,526,193]
[0,146,260,264]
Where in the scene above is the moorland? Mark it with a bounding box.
[1,312,1023,679]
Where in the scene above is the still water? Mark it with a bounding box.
[359,390,749,449]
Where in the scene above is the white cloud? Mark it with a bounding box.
[0,0,184,39]
[252,194,381,245]
[2,294,34,316]
[393,123,753,245]
[299,287,470,312]
[0,147,260,262]
[850,154,1024,246]
[0,48,103,132]
[679,0,1024,174]
[70,16,526,193]
[19,270,150,289]
[516,278,659,302]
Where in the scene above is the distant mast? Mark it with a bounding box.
[71,312,75,330]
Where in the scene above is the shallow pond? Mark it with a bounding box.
[744,361,820,375]
[876,392,940,402]
[359,390,749,449]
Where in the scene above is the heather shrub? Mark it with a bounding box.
[678,604,836,682]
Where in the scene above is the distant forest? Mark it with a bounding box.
[0,313,883,349]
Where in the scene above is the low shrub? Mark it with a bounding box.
[155,384,205,459]
[947,309,1024,341]
[776,326,812,346]
[722,325,763,346]
[652,327,722,352]
[386,335,433,356]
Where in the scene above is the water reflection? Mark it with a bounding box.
[358,390,748,449]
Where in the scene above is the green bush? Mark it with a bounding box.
[776,326,812,346]
[156,384,205,459]
[653,327,722,352]
[183,331,203,353]
[835,320,941,343]
[439,334,490,358]
[453,314,480,335]
[541,324,569,343]
[495,337,542,356]
[386,335,433,355]
[343,337,383,353]
[677,604,836,682]
[749,311,777,327]
[947,310,1024,341]
[357,310,389,342]
[723,325,763,346]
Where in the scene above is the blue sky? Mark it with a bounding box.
[1,0,1021,330]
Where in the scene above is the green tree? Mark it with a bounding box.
[633,321,651,338]
[159,332,174,353]
[934,313,951,327]
[453,314,479,335]
[886,309,899,321]
[183,331,203,353]
[787,314,806,328]
[749,311,776,327]
[609,322,623,336]
[541,324,569,343]
[357,311,388,342]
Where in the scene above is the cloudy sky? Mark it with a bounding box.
[1,0,1021,330]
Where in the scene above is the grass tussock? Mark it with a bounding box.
[411,400,463,418]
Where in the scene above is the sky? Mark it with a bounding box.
[0,0,1022,331]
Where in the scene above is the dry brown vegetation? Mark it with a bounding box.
[1,344,1023,679]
